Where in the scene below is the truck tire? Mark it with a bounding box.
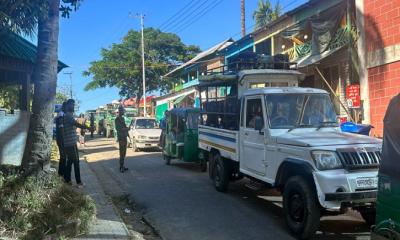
[208,152,215,180]
[213,153,230,192]
[359,207,376,226]
[283,176,320,239]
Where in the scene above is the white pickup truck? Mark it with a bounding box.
[198,69,382,239]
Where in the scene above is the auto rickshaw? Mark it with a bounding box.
[374,94,400,240]
[162,108,206,172]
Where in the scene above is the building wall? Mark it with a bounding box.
[368,62,400,136]
[364,0,400,137]
[0,110,29,165]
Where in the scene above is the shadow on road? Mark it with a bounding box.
[81,137,372,240]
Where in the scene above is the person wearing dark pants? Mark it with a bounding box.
[119,139,127,170]
[64,145,81,184]
[115,105,129,173]
[90,113,95,138]
[56,102,67,177]
[62,99,90,187]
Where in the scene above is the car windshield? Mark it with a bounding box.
[135,119,158,129]
[265,93,337,129]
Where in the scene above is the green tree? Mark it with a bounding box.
[252,0,282,30]
[0,84,20,111]
[83,28,200,101]
[55,92,68,104]
[1,0,82,170]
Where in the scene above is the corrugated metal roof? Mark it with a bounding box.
[0,31,68,72]
[163,38,234,78]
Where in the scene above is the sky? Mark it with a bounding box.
[56,0,307,112]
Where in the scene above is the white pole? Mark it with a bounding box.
[140,14,146,117]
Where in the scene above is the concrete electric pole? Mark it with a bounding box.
[63,71,73,99]
[241,0,246,37]
[137,13,147,117]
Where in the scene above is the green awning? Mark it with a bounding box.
[173,94,188,105]
[155,103,168,121]
[0,31,68,72]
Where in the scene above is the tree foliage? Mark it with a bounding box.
[0,84,20,111]
[0,0,81,35]
[83,28,200,100]
[55,91,68,104]
[252,0,282,30]
[0,0,83,169]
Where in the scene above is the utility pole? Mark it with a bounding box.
[136,13,147,117]
[63,72,73,99]
[241,0,246,37]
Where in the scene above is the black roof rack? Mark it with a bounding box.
[204,53,297,76]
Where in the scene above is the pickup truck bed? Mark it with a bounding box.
[198,125,239,162]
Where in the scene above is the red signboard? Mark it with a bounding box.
[346,84,361,108]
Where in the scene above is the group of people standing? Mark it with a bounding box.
[55,99,92,187]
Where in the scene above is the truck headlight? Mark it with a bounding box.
[138,135,146,139]
[311,151,342,170]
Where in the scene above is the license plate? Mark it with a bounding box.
[356,177,378,189]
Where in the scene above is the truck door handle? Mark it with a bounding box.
[244,132,249,136]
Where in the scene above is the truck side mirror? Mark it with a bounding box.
[255,118,263,132]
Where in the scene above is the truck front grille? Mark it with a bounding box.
[337,147,381,169]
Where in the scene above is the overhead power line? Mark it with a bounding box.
[162,0,211,32]
[175,0,226,34]
[158,0,197,29]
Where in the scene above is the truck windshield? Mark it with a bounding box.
[136,119,158,129]
[265,94,337,129]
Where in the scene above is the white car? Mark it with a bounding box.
[128,117,161,152]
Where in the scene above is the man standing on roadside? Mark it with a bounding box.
[159,110,168,148]
[115,105,129,173]
[63,99,90,187]
[55,102,67,177]
[90,113,95,138]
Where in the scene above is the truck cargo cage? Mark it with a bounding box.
[198,82,240,131]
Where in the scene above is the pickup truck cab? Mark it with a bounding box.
[128,117,161,152]
[198,68,382,239]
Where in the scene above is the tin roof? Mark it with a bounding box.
[0,31,68,72]
[163,38,234,78]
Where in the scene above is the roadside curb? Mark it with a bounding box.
[72,159,130,240]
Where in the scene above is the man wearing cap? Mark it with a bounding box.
[63,99,91,187]
[115,105,129,172]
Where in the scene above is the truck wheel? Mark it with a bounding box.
[208,152,215,179]
[213,153,230,192]
[359,207,376,226]
[283,176,320,239]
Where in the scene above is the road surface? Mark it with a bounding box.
[83,137,371,240]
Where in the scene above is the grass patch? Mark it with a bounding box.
[0,167,96,239]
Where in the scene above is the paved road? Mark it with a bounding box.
[83,137,371,240]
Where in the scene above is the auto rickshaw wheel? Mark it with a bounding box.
[358,207,376,226]
[200,159,207,172]
[164,154,171,165]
